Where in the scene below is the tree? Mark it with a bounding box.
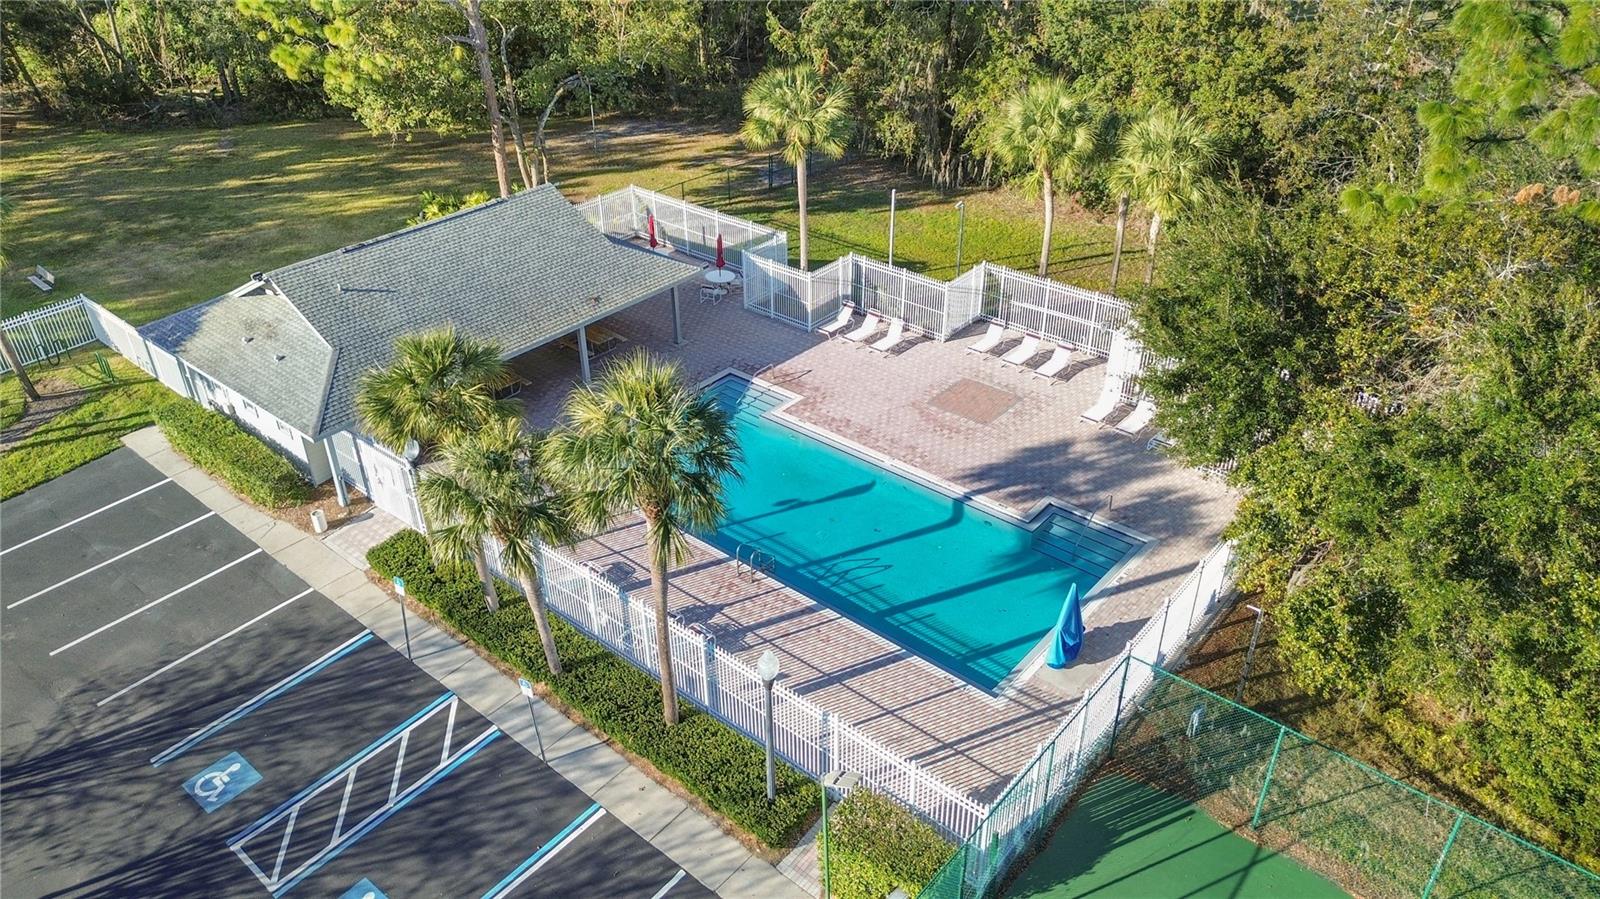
[739,63,851,271]
[1108,108,1220,285]
[450,0,512,198]
[543,352,740,725]
[0,197,39,402]
[417,414,575,673]
[355,327,514,455]
[986,77,1099,277]
[1419,0,1600,221]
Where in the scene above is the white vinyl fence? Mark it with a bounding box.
[483,532,987,838]
[0,296,100,373]
[576,185,788,272]
[743,255,1136,355]
[927,541,1237,896]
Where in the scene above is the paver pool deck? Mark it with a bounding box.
[511,252,1237,805]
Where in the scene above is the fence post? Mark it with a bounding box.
[1421,812,1466,899]
[1033,741,1056,831]
[1072,687,1091,776]
[1250,724,1288,829]
[1107,652,1133,758]
[701,631,720,717]
[1153,602,1171,666]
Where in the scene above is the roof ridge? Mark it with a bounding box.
[269,184,560,277]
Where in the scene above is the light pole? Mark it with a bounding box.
[758,649,780,803]
[887,188,897,268]
[1235,605,1266,702]
[954,200,966,274]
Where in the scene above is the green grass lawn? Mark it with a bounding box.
[1,116,1124,326]
[1,346,172,499]
[1006,775,1348,899]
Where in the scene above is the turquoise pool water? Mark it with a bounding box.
[703,375,1144,692]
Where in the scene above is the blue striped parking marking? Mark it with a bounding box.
[269,725,502,897]
[152,629,375,768]
[481,802,607,899]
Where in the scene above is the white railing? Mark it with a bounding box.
[0,295,99,373]
[482,532,986,839]
[943,541,1236,897]
[575,185,788,272]
[740,254,1135,352]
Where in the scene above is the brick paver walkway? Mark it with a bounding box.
[510,257,1236,805]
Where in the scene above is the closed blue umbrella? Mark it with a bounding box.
[1046,583,1083,668]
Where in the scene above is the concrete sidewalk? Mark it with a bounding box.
[121,426,812,899]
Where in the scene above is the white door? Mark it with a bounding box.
[358,440,422,529]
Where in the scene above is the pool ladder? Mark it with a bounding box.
[734,543,776,581]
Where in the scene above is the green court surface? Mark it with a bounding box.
[1006,775,1349,899]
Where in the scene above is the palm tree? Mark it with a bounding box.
[417,415,576,674]
[987,78,1100,277]
[739,64,852,271]
[356,326,516,455]
[543,352,740,725]
[1107,109,1220,287]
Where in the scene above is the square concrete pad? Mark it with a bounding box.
[928,377,1020,424]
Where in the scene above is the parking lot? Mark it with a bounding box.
[1,448,713,898]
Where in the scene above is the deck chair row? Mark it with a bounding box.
[967,323,1077,382]
[818,306,918,354]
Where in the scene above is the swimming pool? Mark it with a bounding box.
[702,374,1145,692]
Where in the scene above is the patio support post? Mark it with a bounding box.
[322,438,349,507]
[671,285,684,346]
[576,324,592,384]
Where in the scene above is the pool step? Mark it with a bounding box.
[1031,511,1140,575]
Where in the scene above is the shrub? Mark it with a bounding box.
[830,788,955,899]
[154,400,311,508]
[367,529,818,847]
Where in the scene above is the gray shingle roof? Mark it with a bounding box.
[139,287,333,436]
[142,184,701,438]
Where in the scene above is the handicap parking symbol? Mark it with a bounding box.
[182,751,261,813]
[340,878,388,899]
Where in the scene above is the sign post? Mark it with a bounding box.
[518,677,546,760]
[393,577,413,660]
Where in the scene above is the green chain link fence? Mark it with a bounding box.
[921,657,1600,899]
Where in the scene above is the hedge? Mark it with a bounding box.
[830,788,955,899]
[154,400,311,508]
[367,529,818,847]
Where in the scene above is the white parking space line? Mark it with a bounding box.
[5,512,216,610]
[97,587,314,707]
[649,869,688,899]
[482,804,609,899]
[49,549,264,656]
[0,477,175,557]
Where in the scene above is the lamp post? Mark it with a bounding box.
[887,188,897,268]
[758,649,780,803]
[954,200,966,274]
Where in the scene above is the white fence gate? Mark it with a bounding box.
[0,296,100,373]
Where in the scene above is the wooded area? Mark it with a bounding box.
[3,0,1597,868]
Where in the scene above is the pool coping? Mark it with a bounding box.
[699,367,1157,700]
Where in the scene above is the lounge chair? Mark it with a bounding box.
[1080,376,1124,423]
[843,311,884,343]
[967,322,1005,355]
[1001,334,1041,366]
[1115,397,1157,435]
[1034,344,1074,380]
[818,305,855,337]
[869,318,913,353]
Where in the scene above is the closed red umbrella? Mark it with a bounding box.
[647,210,658,248]
[715,233,725,269]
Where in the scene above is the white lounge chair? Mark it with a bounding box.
[1001,334,1041,366]
[869,318,912,353]
[843,311,884,343]
[967,322,1006,355]
[1115,397,1157,435]
[1080,376,1124,423]
[818,305,855,337]
[1035,344,1074,380]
